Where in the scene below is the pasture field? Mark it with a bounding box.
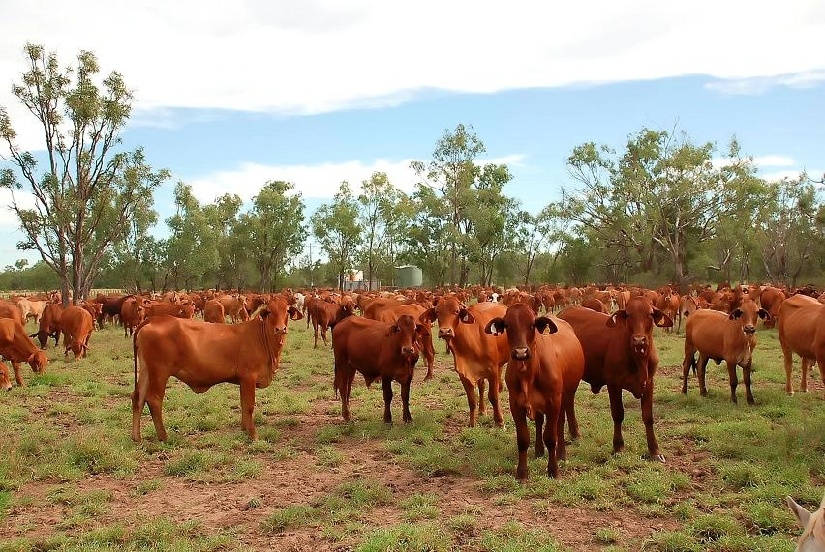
[0,313,823,551]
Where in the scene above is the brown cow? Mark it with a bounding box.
[0,361,12,391]
[120,297,146,337]
[95,294,132,328]
[655,291,679,334]
[419,297,509,427]
[308,299,341,348]
[558,297,672,462]
[484,304,585,480]
[17,298,47,326]
[202,299,226,324]
[144,301,196,319]
[332,314,423,423]
[0,298,24,325]
[777,294,825,396]
[675,295,701,334]
[35,303,64,349]
[681,299,769,404]
[217,294,249,323]
[131,297,303,441]
[758,286,785,329]
[0,318,49,387]
[61,305,94,360]
[367,299,435,381]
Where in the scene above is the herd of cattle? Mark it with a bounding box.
[1,283,824,549]
[0,283,824,476]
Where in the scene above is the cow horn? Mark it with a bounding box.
[248,304,267,319]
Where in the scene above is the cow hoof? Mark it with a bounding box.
[653,453,666,463]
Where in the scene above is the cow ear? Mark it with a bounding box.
[758,308,770,320]
[653,309,673,328]
[484,317,505,335]
[786,496,812,529]
[728,309,743,320]
[419,308,436,325]
[534,316,558,335]
[459,308,475,324]
[606,310,627,327]
[289,306,303,320]
[259,308,270,319]
[387,324,400,334]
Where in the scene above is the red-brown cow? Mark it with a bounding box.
[120,297,146,337]
[308,299,341,348]
[558,297,672,462]
[332,314,423,423]
[35,303,64,349]
[777,294,825,397]
[217,294,249,323]
[655,291,680,334]
[61,305,94,359]
[758,286,785,329]
[0,361,12,391]
[202,299,226,323]
[367,299,435,381]
[681,299,769,404]
[484,304,585,480]
[144,301,196,319]
[675,295,702,334]
[0,318,49,387]
[131,297,303,441]
[419,297,509,427]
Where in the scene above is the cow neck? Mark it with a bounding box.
[513,359,536,420]
[257,318,279,373]
[6,328,36,362]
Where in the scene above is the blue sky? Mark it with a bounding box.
[1,1,824,269]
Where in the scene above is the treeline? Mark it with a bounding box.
[1,44,823,297]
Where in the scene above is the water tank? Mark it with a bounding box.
[395,265,423,288]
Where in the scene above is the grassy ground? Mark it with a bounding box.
[0,313,823,551]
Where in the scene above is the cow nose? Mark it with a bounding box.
[438,328,453,338]
[275,326,288,334]
[512,347,530,360]
[401,346,415,356]
[632,335,646,347]
[743,325,756,335]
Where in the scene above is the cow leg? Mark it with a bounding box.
[320,325,329,347]
[564,389,580,440]
[400,376,413,423]
[459,376,478,427]
[556,405,567,461]
[641,381,664,462]
[681,349,695,394]
[338,368,356,422]
[607,385,625,454]
[477,379,487,417]
[239,378,257,440]
[816,358,825,398]
[542,403,560,477]
[726,360,739,404]
[800,357,811,393]
[510,396,530,482]
[422,335,435,381]
[381,375,394,424]
[145,378,169,442]
[534,411,545,458]
[487,375,505,428]
[313,323,320,349]
[697,355,710,397]
[742,360,755,405]
[12,361,24,387]
[781,346,795,395]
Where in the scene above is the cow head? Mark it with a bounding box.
[388,314,421,359]
[729,300,769,336]
[259,298,302,335]
[787,493,825,552]
[27,350,48,373]
[422,296,473,341]
[0,361,11,391]
[607,297,671,357]
[484,303,558,362]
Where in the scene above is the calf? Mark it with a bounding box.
[758,286,785,330]
[558,297,672,462]
[484,304,584,480]
[786,492,825,552]
[120,297,146,337]
[132,298,302,441]
[202,299,226,323]
[35,303,64,349]
[419,297,509,427]
[308,299,341,348]
[681,299,769,404]
[0,318,49,387]
[675,295,701,334]
[18,298,47,326]
[777,294,825,396]
[332,314,423,423]
[368,301,436,381]
[61,305,94,359]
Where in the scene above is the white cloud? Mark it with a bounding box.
[1,1,824,150]
[751,155,796,167]
[705,71,825,95]
[184,154,527,203]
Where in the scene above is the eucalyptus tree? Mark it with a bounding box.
[759,175,825,287]
[237,180,306,292]
[0,43,168,303]
[513,202,569,286]
[466,163,516,285]
[202,193,243,289]
[311,182,362,291]
[165,182,216,290]
[357,171,403,290]
[404,185,450,287]
[411,123,485,286]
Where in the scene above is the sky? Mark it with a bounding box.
[0,0,824,269]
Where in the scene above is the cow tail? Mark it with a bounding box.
[132,318,151,392]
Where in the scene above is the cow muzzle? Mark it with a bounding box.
[401,346,415,356]
[632,335,647,355]
[511,347,530,361]
[743,325,756,335]
[274,326,288,335]
[438,328,454,338]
